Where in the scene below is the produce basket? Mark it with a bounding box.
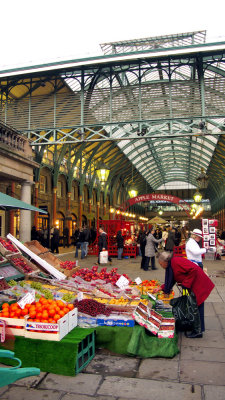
[6,254,39,276]
[23,240,49,255]
[0,237,21,256]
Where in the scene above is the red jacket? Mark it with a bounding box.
[171,257,215,305]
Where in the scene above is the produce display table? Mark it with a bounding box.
[95,325,179,358]
[0,326,179,376]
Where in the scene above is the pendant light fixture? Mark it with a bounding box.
[128,164,138,198]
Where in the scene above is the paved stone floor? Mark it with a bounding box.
[0,248,225,400]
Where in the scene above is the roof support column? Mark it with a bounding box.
[19,181,32,242]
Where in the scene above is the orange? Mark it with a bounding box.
[56,300,64,309]
[59,310,65,318]
[2,303,9,309]
[67,304,74,310]
[2,311,9,318]
[54,314,60,321]
[48,308,55,317]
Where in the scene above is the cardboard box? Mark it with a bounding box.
[158,325,175,338]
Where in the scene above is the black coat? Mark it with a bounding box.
[116,233,124,248]
[98,232,107,251]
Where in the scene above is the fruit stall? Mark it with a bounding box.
[0,234,178,378]
[88,219,138,258]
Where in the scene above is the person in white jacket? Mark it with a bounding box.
[185,229,206,269]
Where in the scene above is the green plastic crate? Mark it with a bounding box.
[75,331,95,374]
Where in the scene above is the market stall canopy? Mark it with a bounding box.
[0,192,47,214]
[148,216,167,224]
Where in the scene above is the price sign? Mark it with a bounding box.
[148,292,156,301]
[135,277,142,285]
[18,292,35,309]
[116,275,129,289]
[77,292,83,302]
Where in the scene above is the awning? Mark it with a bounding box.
[0,192,48,214]
[148,216,167,224]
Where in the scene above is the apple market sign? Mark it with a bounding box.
[122,194,191,216]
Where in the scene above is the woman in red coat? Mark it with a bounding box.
[157,251,215,338]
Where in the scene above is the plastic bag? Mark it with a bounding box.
[170,290,201,333]
[99,250,108,264]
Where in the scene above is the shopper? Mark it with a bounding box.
[98,227,111,264]
[83,225,91,257]
[185,229,206,269]
[165,226,176,252]
[144,227,163,270]
[51,226,60,254]
[63,226,69,248]
[116,230,124,259]
[139,230,147,269]
[157,251,214,338]
[162,227,168,249]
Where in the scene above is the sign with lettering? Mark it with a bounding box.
[121,193,191,215]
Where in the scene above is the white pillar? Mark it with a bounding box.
[19,181,32,242]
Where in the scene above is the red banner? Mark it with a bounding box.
[122,194,191,214]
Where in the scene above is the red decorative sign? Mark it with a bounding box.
[121,194,191,215]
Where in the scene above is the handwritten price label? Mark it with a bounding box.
[135,277,142,285]
[18,292,35,309]
[116,275,129,289]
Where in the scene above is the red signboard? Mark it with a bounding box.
[121,194,191,215]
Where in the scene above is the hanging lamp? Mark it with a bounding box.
[95,158,110,185]
[128,165,138,198]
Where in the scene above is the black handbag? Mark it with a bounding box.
[170,288,201,333]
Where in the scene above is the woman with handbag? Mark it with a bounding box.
[156,251,215,338]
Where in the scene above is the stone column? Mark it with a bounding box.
[34,182,39,229]
[19,181,32,242]
[9,182,15,234]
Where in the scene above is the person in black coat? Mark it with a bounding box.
[116,230,124,259]
[51,226,60,253]
[98,227,111,263]
[139,230,147,269]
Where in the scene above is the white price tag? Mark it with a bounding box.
[18,292,35,309]
[77,292,83,302]
[135,277,142,285]
[116,275,129,289]
[147,292,156,301]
